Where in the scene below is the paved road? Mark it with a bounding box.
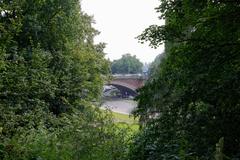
[101,100,137,115]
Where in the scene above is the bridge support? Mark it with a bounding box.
[111,84,137,98]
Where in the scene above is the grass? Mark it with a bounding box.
[112,112,139,131]
[97,105,140,131]
[112,112,138,124]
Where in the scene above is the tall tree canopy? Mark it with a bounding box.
[111,54,143,74]
[0,0,109,115]
[0,1,132,159]
[129,0,240,159]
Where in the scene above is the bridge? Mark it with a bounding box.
[105,74,147,97]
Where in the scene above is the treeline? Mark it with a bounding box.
[129,0,240,160]
[0,1,130,159]
[111,54,143,74]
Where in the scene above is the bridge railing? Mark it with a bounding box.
[112,74,148,80]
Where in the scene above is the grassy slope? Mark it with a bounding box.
[112,112,139,131]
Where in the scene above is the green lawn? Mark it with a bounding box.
[112,112,139,131]
[112,112,138,123]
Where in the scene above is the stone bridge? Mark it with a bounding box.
[106,74,147,97]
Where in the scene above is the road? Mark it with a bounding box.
[101,99,137,115]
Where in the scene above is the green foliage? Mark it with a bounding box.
[130,0,240,159]
[1,107,132,160]
[0,0,109,115]
[111,54,143,74]
[148,53,165,77]
[0,0,130,159]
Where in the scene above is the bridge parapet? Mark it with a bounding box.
[112,74,148,80]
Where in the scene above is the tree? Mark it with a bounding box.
[129,0,240,159]
[0,0,109,115]
[148,53,165,77]
[111,54,143,74]
[0,1,131,159]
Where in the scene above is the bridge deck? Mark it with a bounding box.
[112,74,148,80]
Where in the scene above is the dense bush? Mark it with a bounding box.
[130,0,240,159]
[0,107,131,160]
[0,0,131,159]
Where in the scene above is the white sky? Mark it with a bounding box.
[81,0,165,63]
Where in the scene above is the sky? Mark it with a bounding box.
[81,0,165,63]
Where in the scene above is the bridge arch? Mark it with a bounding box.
[107,83,138,97]
[105,74,147,97]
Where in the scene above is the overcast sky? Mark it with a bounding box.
[81,0,164,63]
